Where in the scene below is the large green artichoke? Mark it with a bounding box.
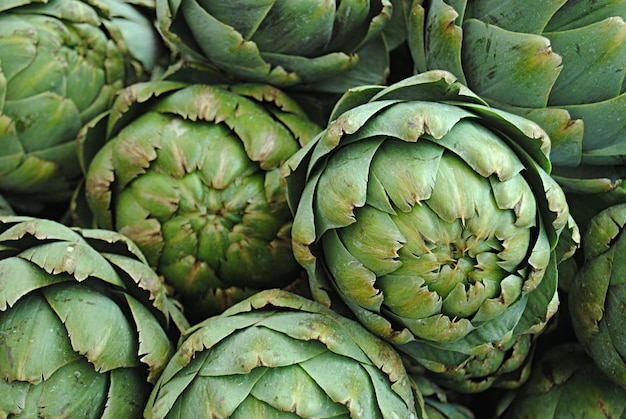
[156,0,405,93]
[568,202,626,390]
[0,0,163,210]
[496,343,626,418]
[406,0,626,193]
[283,70,578,393]
[77,81,321,321]
[144,289,424,418]
[0,215,188,418]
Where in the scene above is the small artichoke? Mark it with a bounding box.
[0,215,188,418]
[568,202,626,389]
[283,70,578,393]
[497,343,626,418]
[77,81,321,321]
[144,289,424,419]
[0,0,163,210]
[406,0,626,193]
[156,0,403,92]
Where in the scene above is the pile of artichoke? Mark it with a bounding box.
[1,0,624,417]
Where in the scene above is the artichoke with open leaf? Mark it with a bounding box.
[144,288,424,419]
[76,81,321,322]
[283,70,578,393]
[0,0,163,212]
[0,215,188,418]
[405,0,626,194]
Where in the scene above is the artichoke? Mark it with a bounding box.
[144,289,424,418]
[0,215,188,418]
[497,343,626,418]
[0,0,163,211]
[77,81,321,321]
[155,0,403,93]
[568,202,626,389]
[406,0,626,193]
[283,70,578,393]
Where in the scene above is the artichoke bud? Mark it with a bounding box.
[0,215,187,418]
[0,0,164,210]
[284,70,578,392]
[78,81,322,322]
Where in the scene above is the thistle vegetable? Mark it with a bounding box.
[497,343,626,418]
[144,289,424,419]
[568,202,626,389]
[0,215,188,418]
[406,0,626,193]
[156,0,403,93]
[283,70,578,393]
[78,81,321,321]
[0,0,163,211]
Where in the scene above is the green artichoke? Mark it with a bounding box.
[144,289,424,418]
[497,343,626,418]
[283,70,578,393]
[0,215,188,418]
[0,0,163,210]
[155,0,403,93]
[406,0,626,193]
[568,202,626,389]
[77,81,321,321]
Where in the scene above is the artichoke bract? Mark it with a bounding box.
[0,0,163,210]
[156,0,400,93]
[497,343,626,418]
[78,81,322,321]
[144,289,424,419]
[568,202,626,390]
[0,216,188,418]
[283,70,578,393]
[406,0,626,193]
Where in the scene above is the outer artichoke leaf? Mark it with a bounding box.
[547,17,626,105]
[261,50,356,86]
[0,26,37,82]
[255,312,371,364]
[200,326,326,376]
[79,227,149,264]
[101,368,149,419]
[546,0,626,31]
[468,0,566,33]
[328,85,387,123]
[194,0,274,41]
[123,293,173,383]
[0,376,29,417]
[461,19,562,109]
[250,364,349,418]
[566,92,626,154]
[584,202,626,259]
[43,284,139,372]
[385,311,474,343]
[0,292,78,383]
[169,368,267,419]
[19,241,123,285]
[299,351,380,418]
[322,229,382,312]
[604,282,626,358]
[490,173,537,228]
[419,0,465,79]
[230,397,307,419]
[0,257,71,310]
[361,363,419,419]
[313,137,380,235]
[84,145,116,230]
[38,357,107,419]
[329,0,378,51]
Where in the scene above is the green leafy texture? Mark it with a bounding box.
[407,0,626,192]
[144,289,423,419]
[0,216,184,418]
[157,0,396,92]
[81,81,321,319]
[0,0,160,206]
[568,203,626,388]
[283,71,576,393]
[498,344,626,418]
